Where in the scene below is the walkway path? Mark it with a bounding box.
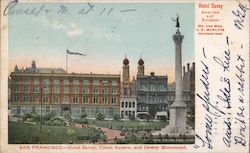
[74,123,123,141]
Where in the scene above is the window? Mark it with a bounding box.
[93,88,99,94]
[93,96,99,104]
[83,88,89,94]
[43,79,49,84]
[74,87,79,94]
[13,95,19,102]
[13,86,19,92]
[33,79,39,84]
[43,86,49,93]
[122,102,124,107]
[83,96,89,103]
[112,97,116,104]
[150,84,155,91]
[23,95,29,102]
[24,78,30,84]
[53,86,60,93]
[33,95,39,103]
[121,111,124,118]
[83,80,89,84]
[63,96,68,103]
[73,80,79,85]
[132,102,135,107]
[81,107,86,113]
[33,86,39,93]
[102,88,108,94]
[129,102,131,108]
[102,97,107,104]
[64,79,69,84]
[43,96,49,103]
[53,96,59,103]
[112,80,117,85]
[125,102,128,107]
[112,88,117,94]
[102,80,108,85]
[64,86,69,94]
[73,97,79,103]
[93,80,99,85]
[53,79,60,84]
[24,86,29,92]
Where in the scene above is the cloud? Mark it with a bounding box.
[91,27,121,43]
[34,17,64,30]
[67,23,83,38]
[33,17,123,41]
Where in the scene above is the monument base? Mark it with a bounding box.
[152,102,193,136]
[169,103,187,130]
[152,124,194,136]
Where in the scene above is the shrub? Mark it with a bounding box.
[62,111,71,120]
[79,113,87,119]
[23,112,39,122]
[74,119,88,124]
[113,114,120,121]
[44,120,52,125]
[43,112,56,121]
[47,116,67,126]
[96,113,105,121]
[26,118,33,122]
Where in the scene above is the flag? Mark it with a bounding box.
[67,49,86,56]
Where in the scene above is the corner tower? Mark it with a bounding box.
[137,58,144,76]
[122,56,130,83]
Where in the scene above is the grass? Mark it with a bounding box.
[8,121,101,144]
[87,120,168,131]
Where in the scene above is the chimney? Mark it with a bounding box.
[192,62,195,70]
[32,61,36,69]
[187,63,190,71]
[14,65,19,72]
[183,66,185,74]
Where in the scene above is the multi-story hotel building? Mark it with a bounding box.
[136,72,168,120]
[9,61,121,119]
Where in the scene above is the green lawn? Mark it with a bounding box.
[87,120,168,131]
[8,121,103,144]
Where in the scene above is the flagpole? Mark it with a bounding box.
[66,50,68,73]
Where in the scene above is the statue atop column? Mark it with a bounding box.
[172,14,180,28]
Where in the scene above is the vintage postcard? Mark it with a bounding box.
[0,0,249,153]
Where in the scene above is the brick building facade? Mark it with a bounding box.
[9,61,121,119]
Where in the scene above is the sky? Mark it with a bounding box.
[8,2,194,82]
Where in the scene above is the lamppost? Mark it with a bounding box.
[40,79,48,133]
[40,86,43,133]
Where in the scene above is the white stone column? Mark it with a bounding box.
[169,29,187,134]
[173,29,184,104]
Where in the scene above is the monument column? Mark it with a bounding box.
[169,27,187,134]
[153,16,192,136]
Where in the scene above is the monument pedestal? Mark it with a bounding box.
[153,102,188,136]
[168,102,187,134]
